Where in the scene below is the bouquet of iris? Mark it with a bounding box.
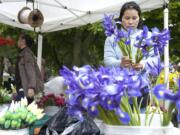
[103,14,170,64]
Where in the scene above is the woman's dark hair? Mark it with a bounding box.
[119,1,143,29]
[20,33,34,48]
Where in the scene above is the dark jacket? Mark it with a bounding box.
[17,47,44,96]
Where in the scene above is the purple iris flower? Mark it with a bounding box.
[103,14,117,37]
[153,79,180,112]
[146,57,163,77]
[102,96,118,110]
[153,84,171,99]
[115,108,130,124]
[87,102,99,117]
[148,28,170,55]
[134,26,150,55]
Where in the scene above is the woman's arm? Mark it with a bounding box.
[104,37,121,67]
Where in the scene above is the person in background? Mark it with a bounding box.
[104,1,159,109]
[15,33,44,104]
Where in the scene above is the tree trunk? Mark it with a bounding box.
[72,30,82,66]
[81,33,94,64]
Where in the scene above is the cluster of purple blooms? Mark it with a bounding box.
[60,65,149,124]
[103,14,170,56]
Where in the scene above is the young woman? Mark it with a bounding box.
[103,1,160,109]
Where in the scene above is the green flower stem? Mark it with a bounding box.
[108,110,122,125]
[135,48,143,63]
[105,110,117,124]
[118,39,129,57]
[98,106,112,124]
[132,98,140,125]
[148,110,156,126]
[121,96,139,126]
[163,102,175,126]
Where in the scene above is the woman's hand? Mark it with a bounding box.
[132,63,143,71]
[120,56,132,68]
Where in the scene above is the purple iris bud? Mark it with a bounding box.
[142,25,149,38]
[103,14,116,37]
[125,38,131,45]
[146,57,163,77]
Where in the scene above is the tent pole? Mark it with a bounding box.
[37,33,43,71]
[163,3,169,109]
[163,5,169,89]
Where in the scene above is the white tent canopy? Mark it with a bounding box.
[0,0,168,33]
[0,0,169,86]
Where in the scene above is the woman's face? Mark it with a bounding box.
[121,9,140,30]
[17,36,25,49]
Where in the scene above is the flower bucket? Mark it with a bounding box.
[103,114,174,135]
[104,124,173,135]
[0,128,29,135]
[44,106,59,116]
[94,119,104,134]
